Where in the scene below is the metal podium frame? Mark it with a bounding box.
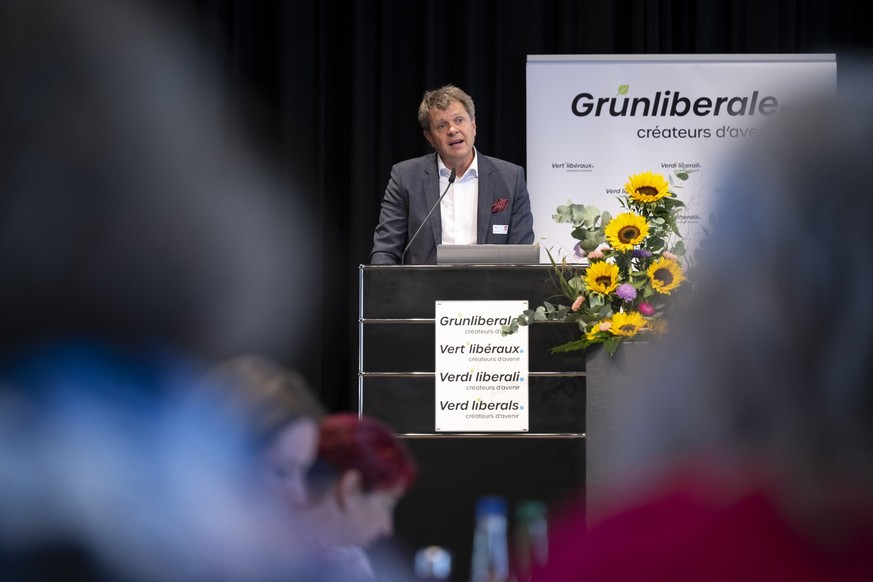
[357,263,587,581]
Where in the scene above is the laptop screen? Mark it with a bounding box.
[436,243,541,265]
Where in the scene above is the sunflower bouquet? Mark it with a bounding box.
[502,171,688,355]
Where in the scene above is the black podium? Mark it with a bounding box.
[359,265,586,580]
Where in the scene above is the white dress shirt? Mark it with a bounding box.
[438,151,479,245]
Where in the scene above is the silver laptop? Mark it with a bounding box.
[436,243,541,265]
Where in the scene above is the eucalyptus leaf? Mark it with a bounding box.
[581,205,602,222]
[567,224,583,238]
[568,277,584,293]
[604,337,622,355]
[580,239,600,253]
[550,338,590,353]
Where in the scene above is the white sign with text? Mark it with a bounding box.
[434,300,529,432]
[526,54,837,262]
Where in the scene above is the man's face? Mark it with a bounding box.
[423,99,477,172]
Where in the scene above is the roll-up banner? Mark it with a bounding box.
[526,54,836,262]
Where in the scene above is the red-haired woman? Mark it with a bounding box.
[301,413,418,580]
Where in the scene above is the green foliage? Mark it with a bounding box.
[553,201,611,254]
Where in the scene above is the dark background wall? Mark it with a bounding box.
[167,0,869,410]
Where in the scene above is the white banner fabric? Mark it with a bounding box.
[526,54,836,262]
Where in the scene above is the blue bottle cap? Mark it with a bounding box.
[475,495,508,517]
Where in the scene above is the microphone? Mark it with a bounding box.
[401,167,456,264]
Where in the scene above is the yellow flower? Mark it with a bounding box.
[647,257,685,295]
[610,311,647,337]
[605,212,649,251]
[584,261,619,295]
[586,320,611,340]
[625,171,671,203]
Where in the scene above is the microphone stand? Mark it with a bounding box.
[401,167,456,265]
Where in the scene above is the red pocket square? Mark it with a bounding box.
[491,198,509,214]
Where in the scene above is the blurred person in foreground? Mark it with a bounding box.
[538,63,873,581]
[370,84,534,264]
[199,354,324,511]
[0,0,320,580]
[300,413,418,580]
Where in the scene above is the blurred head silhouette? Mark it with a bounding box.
[303,413,418,551]
[0,0,314,367]
[201,354,325,509]
[0,0,320,580]
[539,59,873,582]
[611,58,873,536]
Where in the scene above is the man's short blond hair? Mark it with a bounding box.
[418,84,476,130]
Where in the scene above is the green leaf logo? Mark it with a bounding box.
[618,84,630,95]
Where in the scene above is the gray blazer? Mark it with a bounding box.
[370,152,535,264]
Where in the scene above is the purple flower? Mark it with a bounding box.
[639,302,656,316]
[616,284,637,302]
[573,242,586,258]
[632,249,653,259]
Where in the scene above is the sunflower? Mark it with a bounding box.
[605,212,649,251]
[584,261,619,295]
[647,257,685,294]
[586,322,608,341]
[610,311,647,337]
[625,171,670,204]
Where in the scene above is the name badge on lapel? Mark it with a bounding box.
[492,224,509,235]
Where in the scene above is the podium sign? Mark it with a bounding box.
[434,300,529,432]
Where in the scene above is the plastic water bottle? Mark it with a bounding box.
[511,500,549,582]
[470,496,510,582]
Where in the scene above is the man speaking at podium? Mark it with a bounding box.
[370,84,534,265]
